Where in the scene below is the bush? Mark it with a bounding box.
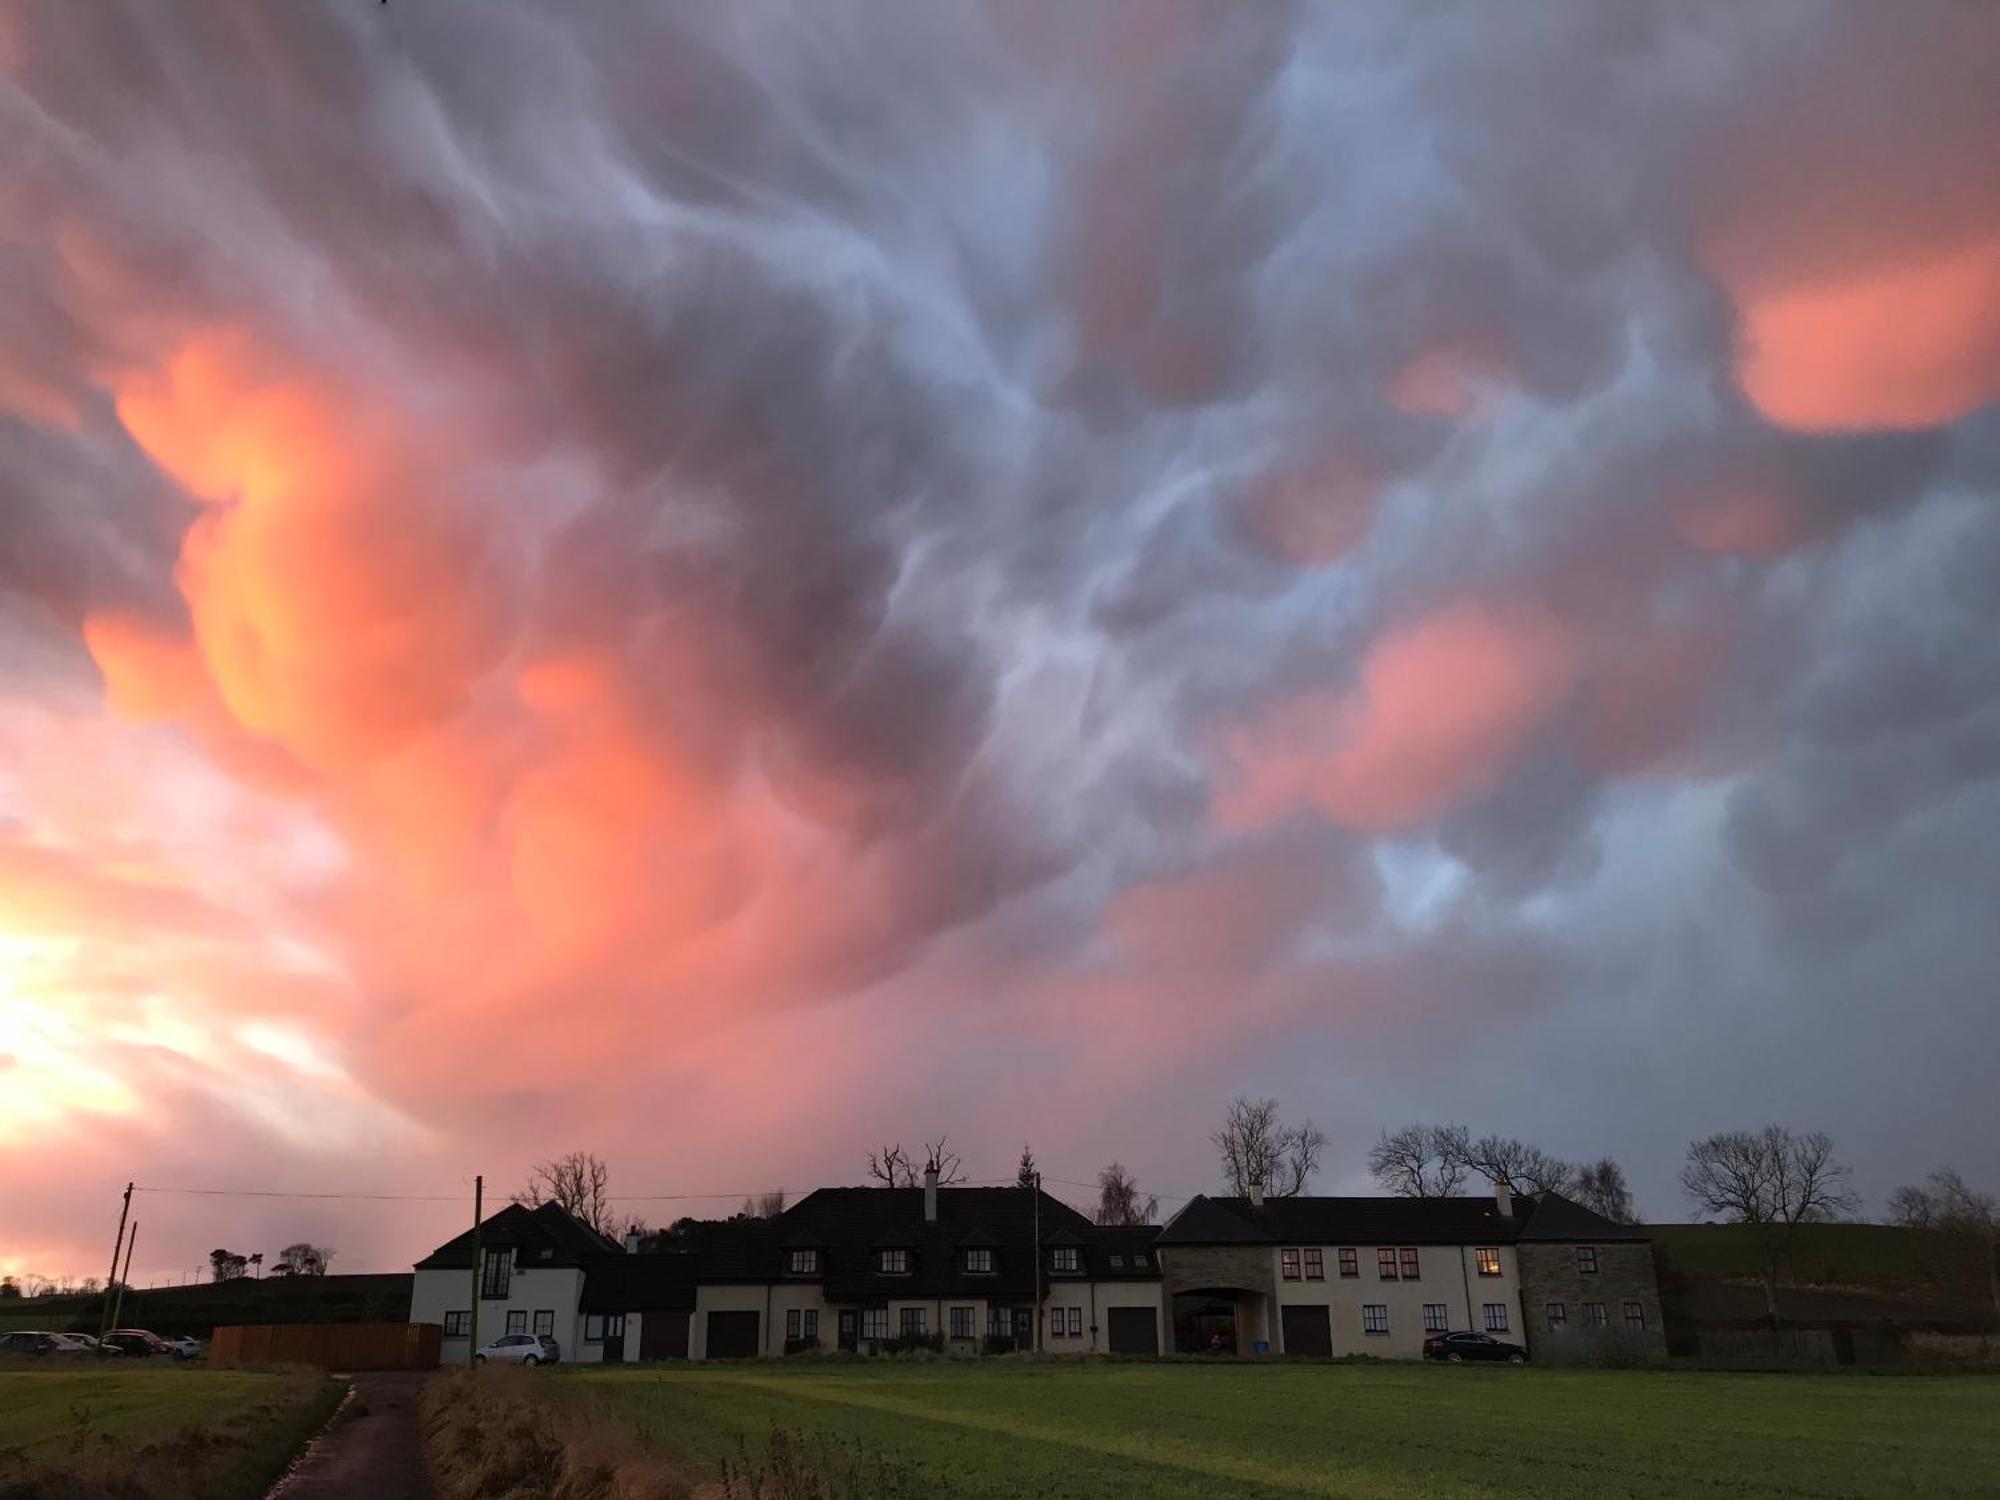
[782,1337,821,1356]
[981,1335,1018,1355]
[872,1332,945,1356]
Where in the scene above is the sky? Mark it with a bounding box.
[2,1,1997,1285]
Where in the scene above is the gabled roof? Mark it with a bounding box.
[1514,1190,1649,1243]
[1157,1194,1272,1244]
[578,1252,697,1312]
[414,1202,624,1270]
[1159,1194,1524,1246]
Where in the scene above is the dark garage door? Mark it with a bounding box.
[706,1310,760,1359]
[1281,1305,1333,1357]
[1106,1306,1159,1355]
[640,1311,689,1360]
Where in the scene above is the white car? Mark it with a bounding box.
[50,1333,108,1356]
[162,1335,201,1360]
[473,1333,559,1366]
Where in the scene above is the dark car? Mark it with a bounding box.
[1423,1330,1529,1363]
[102,1329,176,1358]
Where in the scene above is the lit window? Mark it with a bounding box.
[1482,1303,1509,1333]
[788,1249,819,1275]
[1280,1248,1301,1281]
[1363,1304,1389,1335]
[1377,1248,1398,1280]
[861,1308,888,1340]
[1051,1246,1080,1274]
[877,1248,909,1275]
[1584,1302,1607,1328]
[965,1248,994,1273]
[1423,1304,1449,1333]
[1545,1302,1566,1332]
[1304,1249,1324,1280]
[1337,1248,1358,1278]
[1399,1247,1421,1280]
[1624,1301,1645,1331]
[950,1306,975,1339]
[900,1307,927,1337]
[1475,1247,1503,1277]
[1576,1246,1599,1274]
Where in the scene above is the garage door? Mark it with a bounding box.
[1106,1306,1159,1355]
[640,1311,689,1360]
[1281,1305,1333,1357]
[705,1310,760,1359]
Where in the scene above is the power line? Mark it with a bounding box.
[134,1186,468,1202]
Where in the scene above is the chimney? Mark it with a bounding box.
[924,1166,939,1223]
[1248,1181,1265,1208]
[1494,1180,1513,1218]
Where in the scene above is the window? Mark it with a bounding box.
[443,1311,471,1338]
[950,1306,975,1339]
[1280,1248,1301,1281]
[480,1248,512,1300]
[1475,1247,1503,1277]
[802,1310,817,1341]
[605,1314,625,1342]
[505,1310,527,1335]
[1050,1246,1080,1274]
[877,1248,909,1275]
[988,1306,1013,1337]
[1066,1306,1083,1336]
[1584,1302,1607,1328]
[899,1307,927,1337]
[965,1248,994,1274]
[788,1249,819,1275]
[1424,1303,1449,1333]
[584,1314,605,1342]
[533,1310,554,1337]
[1624,1301,1645,1331]
[1483,1303,1509,1332]
[1110,1254,1125,1269]
[1362,1304,1389,1336]
[1399,1247,1421,1280]
[1338,1248,1358,1278]
[1377,1248,1398,1280]
[861,1308,888,1340]
[1545,1302,1567,1332]
[786,1309,801,1341]
[1304,1248,1324,1281]
[1575,1245,1599,1274]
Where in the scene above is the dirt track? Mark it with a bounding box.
[264,1371,435,1500]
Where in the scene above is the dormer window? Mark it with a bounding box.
[1050,1246,1080,1274]
[788,1249,819,1275]
[877,1248,910,1275]
[964,1248,994,1274]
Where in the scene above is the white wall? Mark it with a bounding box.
[409,1262,586,1363]
[1267,1244,1523,1358]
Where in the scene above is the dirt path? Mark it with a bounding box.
[265,1371,436,1500]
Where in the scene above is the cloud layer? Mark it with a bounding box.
[2,0,1996,1279]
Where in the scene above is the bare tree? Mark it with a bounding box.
[1889,1167,1998,1316]
[514,1150,616,1235]
[1454,1133,1576,1196]
[1368,1124,1472,1197]
[756,1190,788,1219]
[866,1139,967,1188]
[1680,1126,1859,1324]
[1212,1096,1326,1197]
[272,1242,333,1277]
[1572,1158,1637,1223]
[1094,1163,1160,1226]
[1016,1144,1039,1190]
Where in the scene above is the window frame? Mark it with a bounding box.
[1545,1301,1567,1332]
[480,1247,513,1300]
[1303,1248,1324,1281]
[1050,1246,1081,1275]
[802,1309,817,1341]
[1482,1303,1509,1332]
[964,1247,994,1274]
[876,1248,910,1275]
[1337,1248,1358,1278]
[788,1248,819,1276]
[1475,1246,1503,1278]
[1576,1245,1600,1275]
[1376,1247,1399,1280]
[1067,1306,1083,1337]
[532,1310,554,1337]
[584,1314,605,1342]
[443,1310,471,1338]
[1399,1247,1421,1280]
[899,1306,927,1337]
[505,1310,527,1335]
[861,1308,889,1340]
[1583,1301,1607,1328]
[949,1305,976,1340]
[1362,1304,1390,1336]
[1423,1303,1449,1333]
[786,1308,801,1341]
[1280,1247,1301,1281]
[1623,1300,1645,1331]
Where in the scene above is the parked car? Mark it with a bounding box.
[473,1333,560,1366]
[1423,1330,1529,1363]
[102,1329,176,1358]
[161,1334,202,1360]
[0,1331,68,1356]
[50,1333,111,1356]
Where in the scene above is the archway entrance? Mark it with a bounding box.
[1172,1289,1267,1354]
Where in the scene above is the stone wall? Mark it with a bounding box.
[1157,1245,1275,1300]
[1517,1242,1668,1363]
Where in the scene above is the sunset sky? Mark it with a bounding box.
[3,2,1998,1285]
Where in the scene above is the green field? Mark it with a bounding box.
[1647,1222,1927,1289]
[0,1365,340,1498]
[562,1360,2000,1499]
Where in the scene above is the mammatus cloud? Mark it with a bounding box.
[1,0,1996,1281]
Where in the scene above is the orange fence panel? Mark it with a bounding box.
[210,1321,442,1370]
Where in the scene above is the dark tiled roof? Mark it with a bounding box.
[579,1252,697,1312]
[1160,1194,1523,1246]
[414,1202,624,1270]
[1515,1191,1649,1243]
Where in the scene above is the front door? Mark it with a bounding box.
[837,1309,857,1353]
[600,1313,626,1363]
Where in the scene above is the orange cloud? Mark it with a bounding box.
[1217,601,1577,833]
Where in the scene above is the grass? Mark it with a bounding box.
[0,1363,342,1499]
[1647,1222,1927,1289]
[560,1358,2000,1500]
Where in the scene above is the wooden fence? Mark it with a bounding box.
[210,1321,441,1370]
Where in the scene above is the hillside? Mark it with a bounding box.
[0,1273,412,1338]
[1648,1222,1929,1292]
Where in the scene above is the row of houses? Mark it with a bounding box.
[409,1173,1666,1363]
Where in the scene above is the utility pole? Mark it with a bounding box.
[109,1224,136,1334]
[98,1183,132,1341]
[467,1175,483,1368]
[1031,1171,1042,1354]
